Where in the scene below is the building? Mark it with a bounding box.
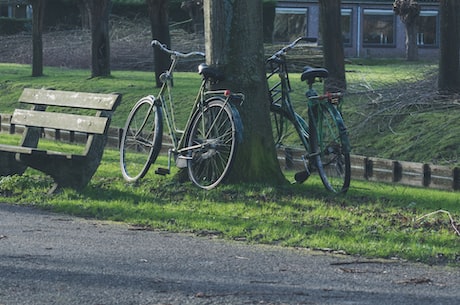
[275,0,440,58]
[0,0,31,19]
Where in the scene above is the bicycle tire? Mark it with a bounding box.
[120,96,163,182]
[309,102,351,193]
[270,103,313,173]
[187,98,239,189]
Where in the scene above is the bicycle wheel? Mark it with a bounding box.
[270,103,313,177]
[309,103,351,193]
[120,96,163,182]
[187,99,239,189]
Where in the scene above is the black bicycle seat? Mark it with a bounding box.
[198,63,225,83]
[301,66,329,83]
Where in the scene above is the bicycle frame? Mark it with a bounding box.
[267,53,313,155]
[151,42,244,168]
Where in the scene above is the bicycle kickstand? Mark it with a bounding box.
[155,149,173,176]
[294,155,311,183]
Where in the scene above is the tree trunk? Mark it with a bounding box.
[146,0,171,88]
[31,0,46,77]
[85,0,112,78]
[318,0,346,92]
[204,0,285,185]
[393,0,420,61]
[438,0,460,93]
[405,21,419,61]
[77,0,90,29]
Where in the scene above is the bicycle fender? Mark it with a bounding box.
[228,103,244,144]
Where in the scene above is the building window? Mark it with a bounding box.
[0,4,31,18]
[418,10,438,47]
[342,9,352,46]
[0,5,9,17]
[363,9,395,47]
[273,7,307,43]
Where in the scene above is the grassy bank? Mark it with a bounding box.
[1,62,460,265]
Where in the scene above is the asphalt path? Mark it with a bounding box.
[1,202,460,305]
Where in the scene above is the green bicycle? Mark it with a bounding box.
[267,37,351,193]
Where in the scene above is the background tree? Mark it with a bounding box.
[76,0,90,29]
[30,0,46,77]
[84,0,112,78]
[393,0,420,61]
[204,0,285,184]
[146,0,171,88]
[181,0,203,33]
[438,0,460,93]
[318,0,346,92]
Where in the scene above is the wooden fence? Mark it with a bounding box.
[1,114,459,192]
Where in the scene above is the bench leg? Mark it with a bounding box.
[17,154,100,192]
[0,152,27,176]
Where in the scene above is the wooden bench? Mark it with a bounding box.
[0,88,121,192]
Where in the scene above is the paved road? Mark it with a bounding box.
[1,202,460,305]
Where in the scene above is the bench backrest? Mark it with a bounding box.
[12,88,121,135]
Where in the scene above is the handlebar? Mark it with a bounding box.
[266,37,317,62]
[151,40,205,58]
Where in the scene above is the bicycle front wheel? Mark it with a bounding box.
[187,99,239,189]
[309,102,351,193]
[120,96,163,182]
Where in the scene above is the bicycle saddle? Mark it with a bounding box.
[301,66,329,83]
[198,63,225,83]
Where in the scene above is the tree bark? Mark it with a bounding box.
[31,0,46,77]
[85,0,112,78]
[319,0,346,92]
[438,0,460,93]
[146,0,171,88]
[405,21,418,61]
[393,0,420,61]
[204,0,285,185]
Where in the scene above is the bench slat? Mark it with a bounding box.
[0,144,34,154]
[11,109,109,134]
[19,88,120,111]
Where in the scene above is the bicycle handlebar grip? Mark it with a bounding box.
[151,40,161,47]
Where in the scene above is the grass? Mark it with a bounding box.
[1,135,460,265]
[1,61,460,266]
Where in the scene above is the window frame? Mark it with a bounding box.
[417,10,439,48]
[362,9,396,48]
[341,8,353,47]
[273,7,308,43]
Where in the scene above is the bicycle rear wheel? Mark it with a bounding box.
[187,99,239,189]
[309,103,351,193]
[120,96,163,182]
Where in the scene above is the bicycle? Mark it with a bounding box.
[120,40,244,189]
[266,37,351,193]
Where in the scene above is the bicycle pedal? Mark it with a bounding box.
[155,167,170,176]
[294,170,310,183]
